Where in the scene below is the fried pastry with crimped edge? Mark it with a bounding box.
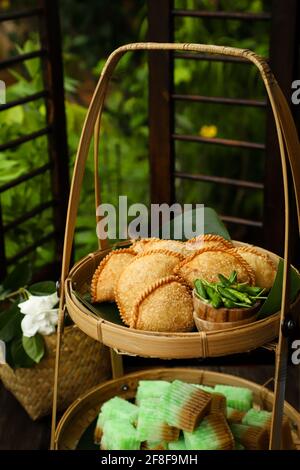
[230,245,277,289]
[130,237,160,254]
[115,250,185,326]
[91,248,136,303]
[174,246,255,288]
[185,233,233,254]
[130,275,194,332]
[142,238,188,256]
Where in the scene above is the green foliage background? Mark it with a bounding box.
[0,0,271,274]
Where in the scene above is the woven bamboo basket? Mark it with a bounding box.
[0,325,111,420]
[54,368,300,450]
[51,43,300,449]
[65,240,288,359]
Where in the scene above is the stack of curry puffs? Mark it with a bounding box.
[91,235,277,332]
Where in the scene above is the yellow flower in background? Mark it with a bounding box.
[1,0,10,10]
[199,125,218,138]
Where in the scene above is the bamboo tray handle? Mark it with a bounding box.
[51,43,300,450]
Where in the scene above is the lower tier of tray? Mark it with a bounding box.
[55,367,300,450]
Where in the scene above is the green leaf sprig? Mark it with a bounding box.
[194,271,268,309]
[0,263,58,369]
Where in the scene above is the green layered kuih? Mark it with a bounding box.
[101,419,140,450]
[242,409,294,450]
[226,407,245,424]
[242,408,271,428]
[144,440,168,450]
[215,385,253,411]
[183,414,234,450]
[137,398,179,442]
[94,396,139,444]
[136,380,171,405]
[230,423,269,450]
[164,380,212,432]
[168,437,187,450]
[194,384,215,393]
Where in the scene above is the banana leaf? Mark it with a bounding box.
[160,206,231,241]
[73,290,124,326]
[257,259,300,319]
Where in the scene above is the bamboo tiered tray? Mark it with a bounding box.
[51,42,300,450]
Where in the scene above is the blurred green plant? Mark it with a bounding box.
[1,0,271,273]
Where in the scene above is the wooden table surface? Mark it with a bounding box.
[1,353,299,450]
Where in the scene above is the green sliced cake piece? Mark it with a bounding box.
[137,398,179,442]
[95,397,139,444]
[194,384,215,393]
[101,419,140,450]
[242,409,295,450]
[144,440,168,450]
[226,407,245,424]
[164,380,212,432]
[230,423,269,450]
[196,385,226,413]
[136,380,171,405]
[214,385,253,411]
[101,396,139,423]
[183,413,234,450]
[168,437,187,451]
[242,408,271,428]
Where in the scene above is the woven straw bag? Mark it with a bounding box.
[0,325,111,420]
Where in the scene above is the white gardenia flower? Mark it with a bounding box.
[18,292,58,315]
[18,293,59,338]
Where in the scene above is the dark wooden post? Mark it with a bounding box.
[39,0,69,265]
[264,0,299,263]
[148,0,174,204]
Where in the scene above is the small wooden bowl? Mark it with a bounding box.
[192,289,261,323]
[193,311,259,332]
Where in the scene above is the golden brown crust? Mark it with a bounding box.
[130,237,160,254]
[232,245,276,264]
[131,275,194,331]
[115,291,129,326]
[143,238,187,255]
[135,248,185,262]
[174,246,255,286]
[186,233,233,248]
[131,275,183,327]
[91,248,136,302]
[230,246,277,288]
[115,250,185,326]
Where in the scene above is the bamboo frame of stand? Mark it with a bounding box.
[50,43,300,450]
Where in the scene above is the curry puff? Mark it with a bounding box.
[175,247,255,288]
[115,250,184,326]
[142,238,187,256]
[231,246,277,289]
[130,238,156,254]
[185,234,233,254]
[91,248,136,302]
[130,276,194,332]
